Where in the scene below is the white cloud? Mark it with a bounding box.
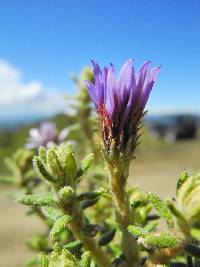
[0,59,68,122]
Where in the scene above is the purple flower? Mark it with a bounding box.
[25,122,69,149]
[85,59,160,157]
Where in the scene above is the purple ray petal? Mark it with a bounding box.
[84,80,98,107]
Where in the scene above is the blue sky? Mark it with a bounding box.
[0,0,200,122]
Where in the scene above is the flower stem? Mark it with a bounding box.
[107,162,139,267]
[69,221,110,267]
[59,196,111,267]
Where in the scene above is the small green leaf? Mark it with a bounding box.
[77,191,100,201]
[25,256,39,267]
[47,149,65,181]
[144,223,158,233]
[50,215,72,238]
[166,200,189,234]
[144,233,179,249]
[80,197,100,209]
[64,241,83,253]
[61,248,77,263]
[58,143,77,183]
[40,255,49,267]
[49,247,77,267]
[33,156,55,183]
[77,188,105,201]
[128,225,148,237]
[148,193,174,228]
[42,207,62,221]
[76,153,94,178]
[190,228,200,241]
[80,251,91,267]
[98,228,116,246]
[16,193,54,206]
[176,170,189,194]
[82,224,100,237]
[0,176,18,184]
[39,146,47,164]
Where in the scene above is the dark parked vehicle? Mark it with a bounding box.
[149,114,198,143]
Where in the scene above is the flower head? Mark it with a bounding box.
[85,59,160,159]
[25,122,69,149]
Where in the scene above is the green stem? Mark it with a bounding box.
[107,162,139,267]
[69,221,110,267]
[59,197,111,267]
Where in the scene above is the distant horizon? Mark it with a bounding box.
[1,109,200,130]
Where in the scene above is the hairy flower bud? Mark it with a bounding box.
[85,59,160,160]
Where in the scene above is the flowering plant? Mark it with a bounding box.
[1,60,200,267]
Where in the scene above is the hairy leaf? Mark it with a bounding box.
[148,193,174,228]
[42,206,62,221]
[98,228,116,246]
[144,233,179,249]
[40,255,49,267]
[0,176,19,184]
[33,156,55,183]
[17,193,54,206]
[176,170,189,194]
[76,153,94,178]
[47,149,65,180]
[80,252,91,267]
[64,241,83,253]
[50,215,72,238]
[128,225,148,237]
[39,146,47,164]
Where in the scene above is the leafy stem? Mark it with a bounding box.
[107,161,139,267]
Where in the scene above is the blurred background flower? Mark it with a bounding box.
[25,122,69,149]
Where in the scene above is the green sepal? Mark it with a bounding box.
[147,192,174,228]
[76,153,94,178]
[80,251,91,267]
[98,228,116,246]
[50,215,72,238]
[144,233,179,249]
[33,156,56,183]
[16,193,55,206]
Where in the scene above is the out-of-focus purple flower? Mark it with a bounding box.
[85,59,160,157]
[25,122,69,149]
